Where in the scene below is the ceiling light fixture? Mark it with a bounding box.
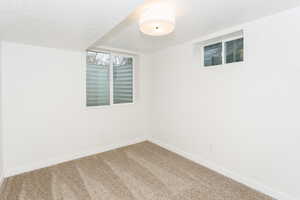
[139,4,175,36]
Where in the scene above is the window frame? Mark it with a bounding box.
[202,35,244,67]
[85,50,135,108]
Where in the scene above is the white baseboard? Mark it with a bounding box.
[5,137,147,177]
[3,136,296,200]
[149,138,296,200]
[0,173,4,190]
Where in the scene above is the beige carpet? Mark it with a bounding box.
[0,141,274,200]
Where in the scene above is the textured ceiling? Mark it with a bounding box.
[92,0,300,53]
[0,0,144,50]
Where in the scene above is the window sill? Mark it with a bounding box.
[202,61,244,69]
[85,102,135,110]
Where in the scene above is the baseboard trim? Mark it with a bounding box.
[149,138,296,200]
[0,173,4,191]
[3,137,296,200]
[5,137,147,177]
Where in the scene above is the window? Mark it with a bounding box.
[86,52,110,106]
[225,38,243,64]
[113,56,133,104]
[86,51,134,107]
[204,42,222,67]
[203,36,244,67]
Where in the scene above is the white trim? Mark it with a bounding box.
[222,39,225,66]
[5,137,147,177]
[88,46,141,56]
[148,138,297,200]
[223,35,243,43]
[192,27,244,45]
[109,52,114,105]
[0,173,4,189]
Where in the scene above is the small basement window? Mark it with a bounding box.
[201,30,244,67]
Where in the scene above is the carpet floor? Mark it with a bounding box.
[0,141,274,200]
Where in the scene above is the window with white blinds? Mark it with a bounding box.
[113,56,133,104]
[86,52,110,106]
[86,51,134,107]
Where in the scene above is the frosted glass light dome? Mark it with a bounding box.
[139,4,175,36]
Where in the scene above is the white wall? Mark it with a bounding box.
[1,42,150,176]
[0,42,3,184]
[1,6,300,200]
[148,7,300,200]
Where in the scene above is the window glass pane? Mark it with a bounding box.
[204,42,222,66]
[86,52,110,106]
[226,38,243,63]
[113,56,133,104]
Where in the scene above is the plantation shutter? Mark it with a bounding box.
[113,56,133,104]
[86,51,110,106]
